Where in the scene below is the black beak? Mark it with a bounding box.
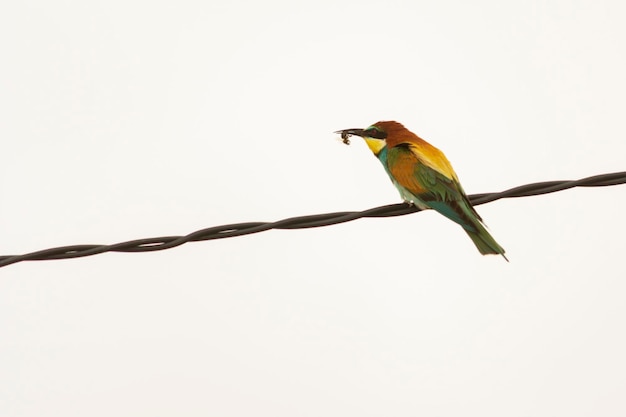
[334,128,365,137]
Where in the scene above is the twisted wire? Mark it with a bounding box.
[1,171,624,269]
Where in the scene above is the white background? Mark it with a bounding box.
[1,1,625,416]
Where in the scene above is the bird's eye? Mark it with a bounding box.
[364,128,386,139]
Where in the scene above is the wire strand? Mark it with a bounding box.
[1,171,625,269]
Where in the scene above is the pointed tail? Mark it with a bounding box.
[464,224,508,261]
[428,200,508,261]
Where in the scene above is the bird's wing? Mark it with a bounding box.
[387,143,460,199]
[387,143,483,222]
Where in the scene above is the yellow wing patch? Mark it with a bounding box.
[407,142,459,182]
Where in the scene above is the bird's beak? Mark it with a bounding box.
[334,128,366,137]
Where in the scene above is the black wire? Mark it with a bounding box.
[1,171,625,269]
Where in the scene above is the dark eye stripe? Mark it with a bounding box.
[364,128,387,139]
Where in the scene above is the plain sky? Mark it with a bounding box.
[1,0,625,416]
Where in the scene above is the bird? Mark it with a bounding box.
[336,121,507,260]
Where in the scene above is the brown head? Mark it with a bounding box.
[335,120,420,155]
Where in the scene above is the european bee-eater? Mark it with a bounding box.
[337,121,507,260]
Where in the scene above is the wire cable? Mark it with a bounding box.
[1,171,625,269]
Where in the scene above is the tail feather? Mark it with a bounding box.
[465,225,508,261]
[428,199,508,261]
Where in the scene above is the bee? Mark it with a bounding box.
[340,132,351,145]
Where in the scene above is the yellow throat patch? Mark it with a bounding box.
[364,138,386,155]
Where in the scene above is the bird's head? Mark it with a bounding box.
[335,121,413,155]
